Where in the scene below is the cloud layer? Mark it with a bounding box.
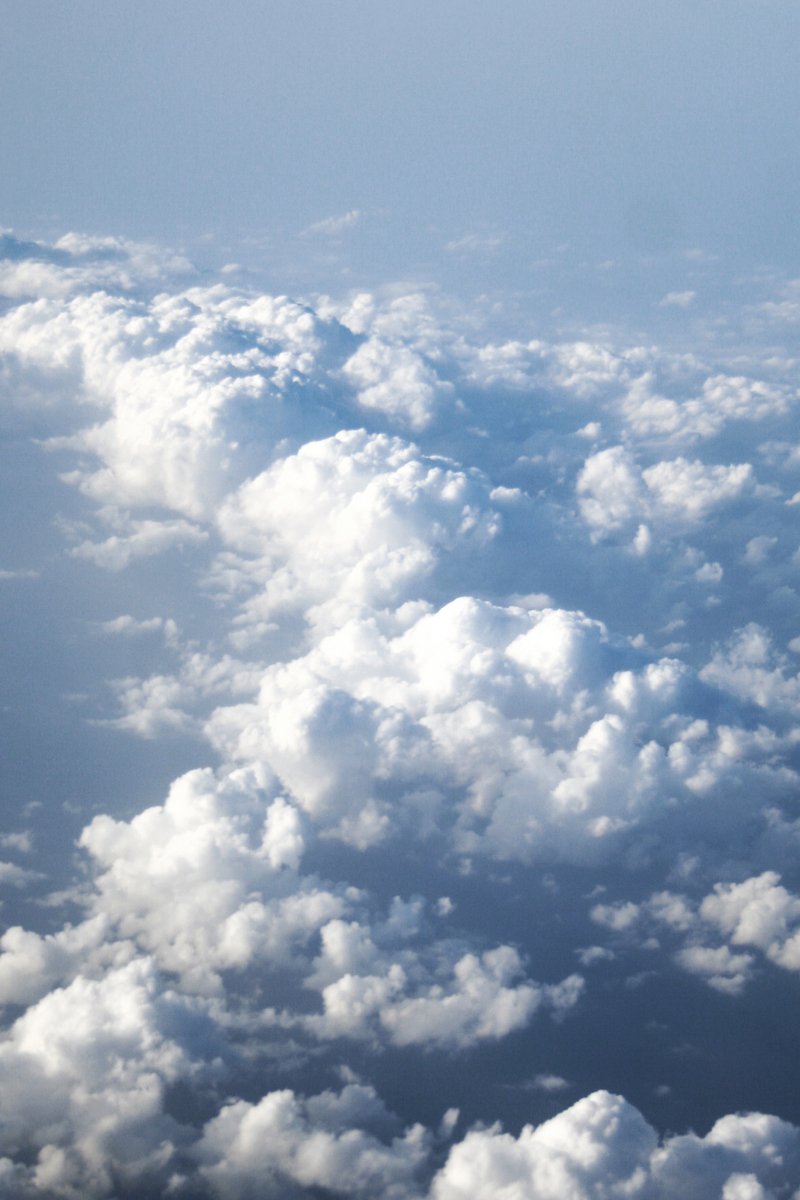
[1,230,800,1196]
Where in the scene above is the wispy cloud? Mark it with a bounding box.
[302,208,363,237]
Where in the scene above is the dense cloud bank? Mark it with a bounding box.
[1,231,800,1196]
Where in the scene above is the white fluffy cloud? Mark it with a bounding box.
[0,767,333,1003]
[341,339,451,429]
[4,229,800,1199]
[577,445,755,540]
[591,871,800,994]
[0,958,210,1198]
[75,767,338,995]
[0,761,579,1059]
[214,429,499,636]
[700,625,800,715]
[296,935,583,1049]
[194,1082,429,1200]
[206,594,792,862]
[432,1090,800,1200]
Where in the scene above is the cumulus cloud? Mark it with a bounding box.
[431,1091,800,1200]
[577,445,755,539]
[700,625,800,715]
[213,429,498,637]
[590,870,800,994]
[4,228,800,1198]
[341,341,452,429]
[297,938,583,1049]
[207,598,643,854]
[0,958,213,1198]
[194,1082,429,1200]
[204,594,794,864]
[75,767,333,994]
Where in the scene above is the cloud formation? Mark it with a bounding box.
[2,228,800,1197]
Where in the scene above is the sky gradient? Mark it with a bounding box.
[2,5,800,1199]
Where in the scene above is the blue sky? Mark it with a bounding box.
[5,1,800,311]
[2,5,800,1199]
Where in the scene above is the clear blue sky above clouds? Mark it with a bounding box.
[4,0,800,280]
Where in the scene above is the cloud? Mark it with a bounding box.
[302,210,363,237]
[743,535,778,566]
[341,341,452,429]
[97,614,178,643]
[577,446,755,539]
[297,939,583,1049]
[70,517,208,570]
[590,870,800,995]
[530,1073,571,1092]
[213,430,498,637]
[0,568,40,581]
[4,228,800,1197]
[75,767,332,994]
[432,1091,800,1200]
[659,290,696,308]
[700,872,800,971]
[0,958,213,1198]
[0,760,580,1062]
[204,593,796,866]
[195,1082,429,1200]
[206,597,655,855]
[700,625,800,714]
[444,232,505,256]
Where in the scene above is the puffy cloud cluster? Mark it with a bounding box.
[0,762,578,1060]
[701,625,800,716]
[0,767,322,1001]
[214,429,499,638]
[592,871,800,994]
[0,958,212,1199]
[296,934,582,1049]
[432,1090,800,1200]
[193,1082,430,1200]
[577,446,755,541]
[206,596,797,862]
[209,597,658,854]
[3,229,800,1197]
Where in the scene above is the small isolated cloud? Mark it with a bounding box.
[743,535,777,566]
[700,624,800,714]
[659,290,696,308]
[302,209,363,237]
[444,231,505,256]
[0,567,39,580]
[0,832,32,854]
[695,560,723,584]
[577,945,616,967]
[587,870,800,996]
[530,1073,570,1092]
[97,614,177,640]
[0,861,41,888]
